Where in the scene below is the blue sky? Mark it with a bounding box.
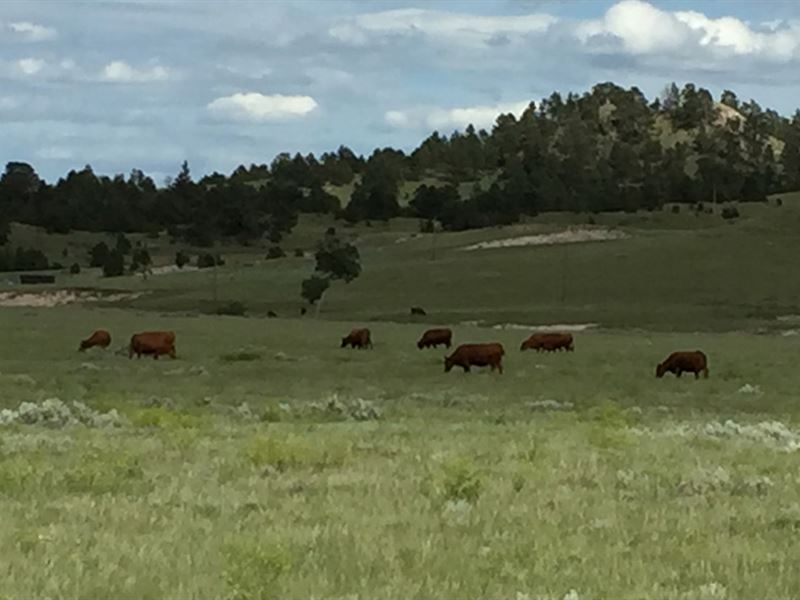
[2,0,800,183]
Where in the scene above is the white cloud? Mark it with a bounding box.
[330,8,557,46]
[207,92,318,122]
[102,61,169,82]
[385,100,530,131]
[16,58,45,75]
[576,0,800,61]
[8,21,57,42]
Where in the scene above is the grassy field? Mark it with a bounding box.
[1,308,800,598]
[4,193,799,331]
[2,194,800,598]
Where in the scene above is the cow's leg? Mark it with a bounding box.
[694,371,699,380]
[676,370,682,378]
[463,365,470,373]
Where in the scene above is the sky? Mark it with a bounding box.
[3,0,800,183]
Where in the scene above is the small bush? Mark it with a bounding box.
[215,301,246,316]
[69,263,81,274]
[671,205,680,214]
[441,458,482,503]
[721,205,740,220]
[0,398,127,428]
[197,253,217,269]
[266,246,285,260]
[102,250,125,277]
[293,248,304,258]
[175,250,190,268]
[776,197,783,206]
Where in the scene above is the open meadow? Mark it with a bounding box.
[2,199,800,599]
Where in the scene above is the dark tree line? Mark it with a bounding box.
[2,82,800,242]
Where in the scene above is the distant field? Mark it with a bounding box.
[3,193,798,332]
[1,308,800,598]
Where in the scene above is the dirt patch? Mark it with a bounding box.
[492,323,598,332]
[147,265,200,276]
[0,289,143,308]
[462,227,628,251]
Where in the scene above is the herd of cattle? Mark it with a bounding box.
[80,326,709,379]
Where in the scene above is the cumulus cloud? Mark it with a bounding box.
[8,21,57,42]
[207,92,318,122]
[16,58,45,75]
[330,8,557,46]
[576,0,800,62]
[102,61,169,82]
[386,100,531,131]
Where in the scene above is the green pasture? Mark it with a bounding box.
[0,308,799,598]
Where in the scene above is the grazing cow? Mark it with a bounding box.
[78,329,111,352]
[656,350,709,379]
[410,306,427,316]
[520,332,574,352]
[267,311,278,318]
[129,331,177,360]
[444,343,504,374]
[341,328,372,349]
[417,328,452,349]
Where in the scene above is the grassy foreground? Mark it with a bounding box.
[1,308,800,598]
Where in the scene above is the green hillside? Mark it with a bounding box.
[2,191,798,333]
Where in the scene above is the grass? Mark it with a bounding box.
[2,193,800,597]
[1,308,800,597]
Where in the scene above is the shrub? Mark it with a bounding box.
[441,458,482,503]
[0,398,127,428]
[776,197,783,207]
[294,248,304,258]
[88,242,110,267]
[102,250,125,277]
[671,205,680,214]
[266,246,285,260]
[175,250,190,268]
[721,205,740,220]
[69,263,81,274]
[115,233,132,255]
[197,253,217,269]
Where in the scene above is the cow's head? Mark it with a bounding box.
[340,337,348,348]
[655,362,666,378]
[417,339,424,350]
[444,355,454,372]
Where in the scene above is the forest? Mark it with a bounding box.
[2,81,800,251]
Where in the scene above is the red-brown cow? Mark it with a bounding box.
[520,332,574,352]
[78,329,111,352]
[656,350,708,379]
[129,331,177,360]
[341,328,372,349]
[444,343,505,374]
[417,328,452,350]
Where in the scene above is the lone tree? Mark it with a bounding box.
[300,234,360,315]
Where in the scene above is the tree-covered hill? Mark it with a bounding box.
[2,81,799,248]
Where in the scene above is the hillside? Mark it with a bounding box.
[2,191,798,333]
